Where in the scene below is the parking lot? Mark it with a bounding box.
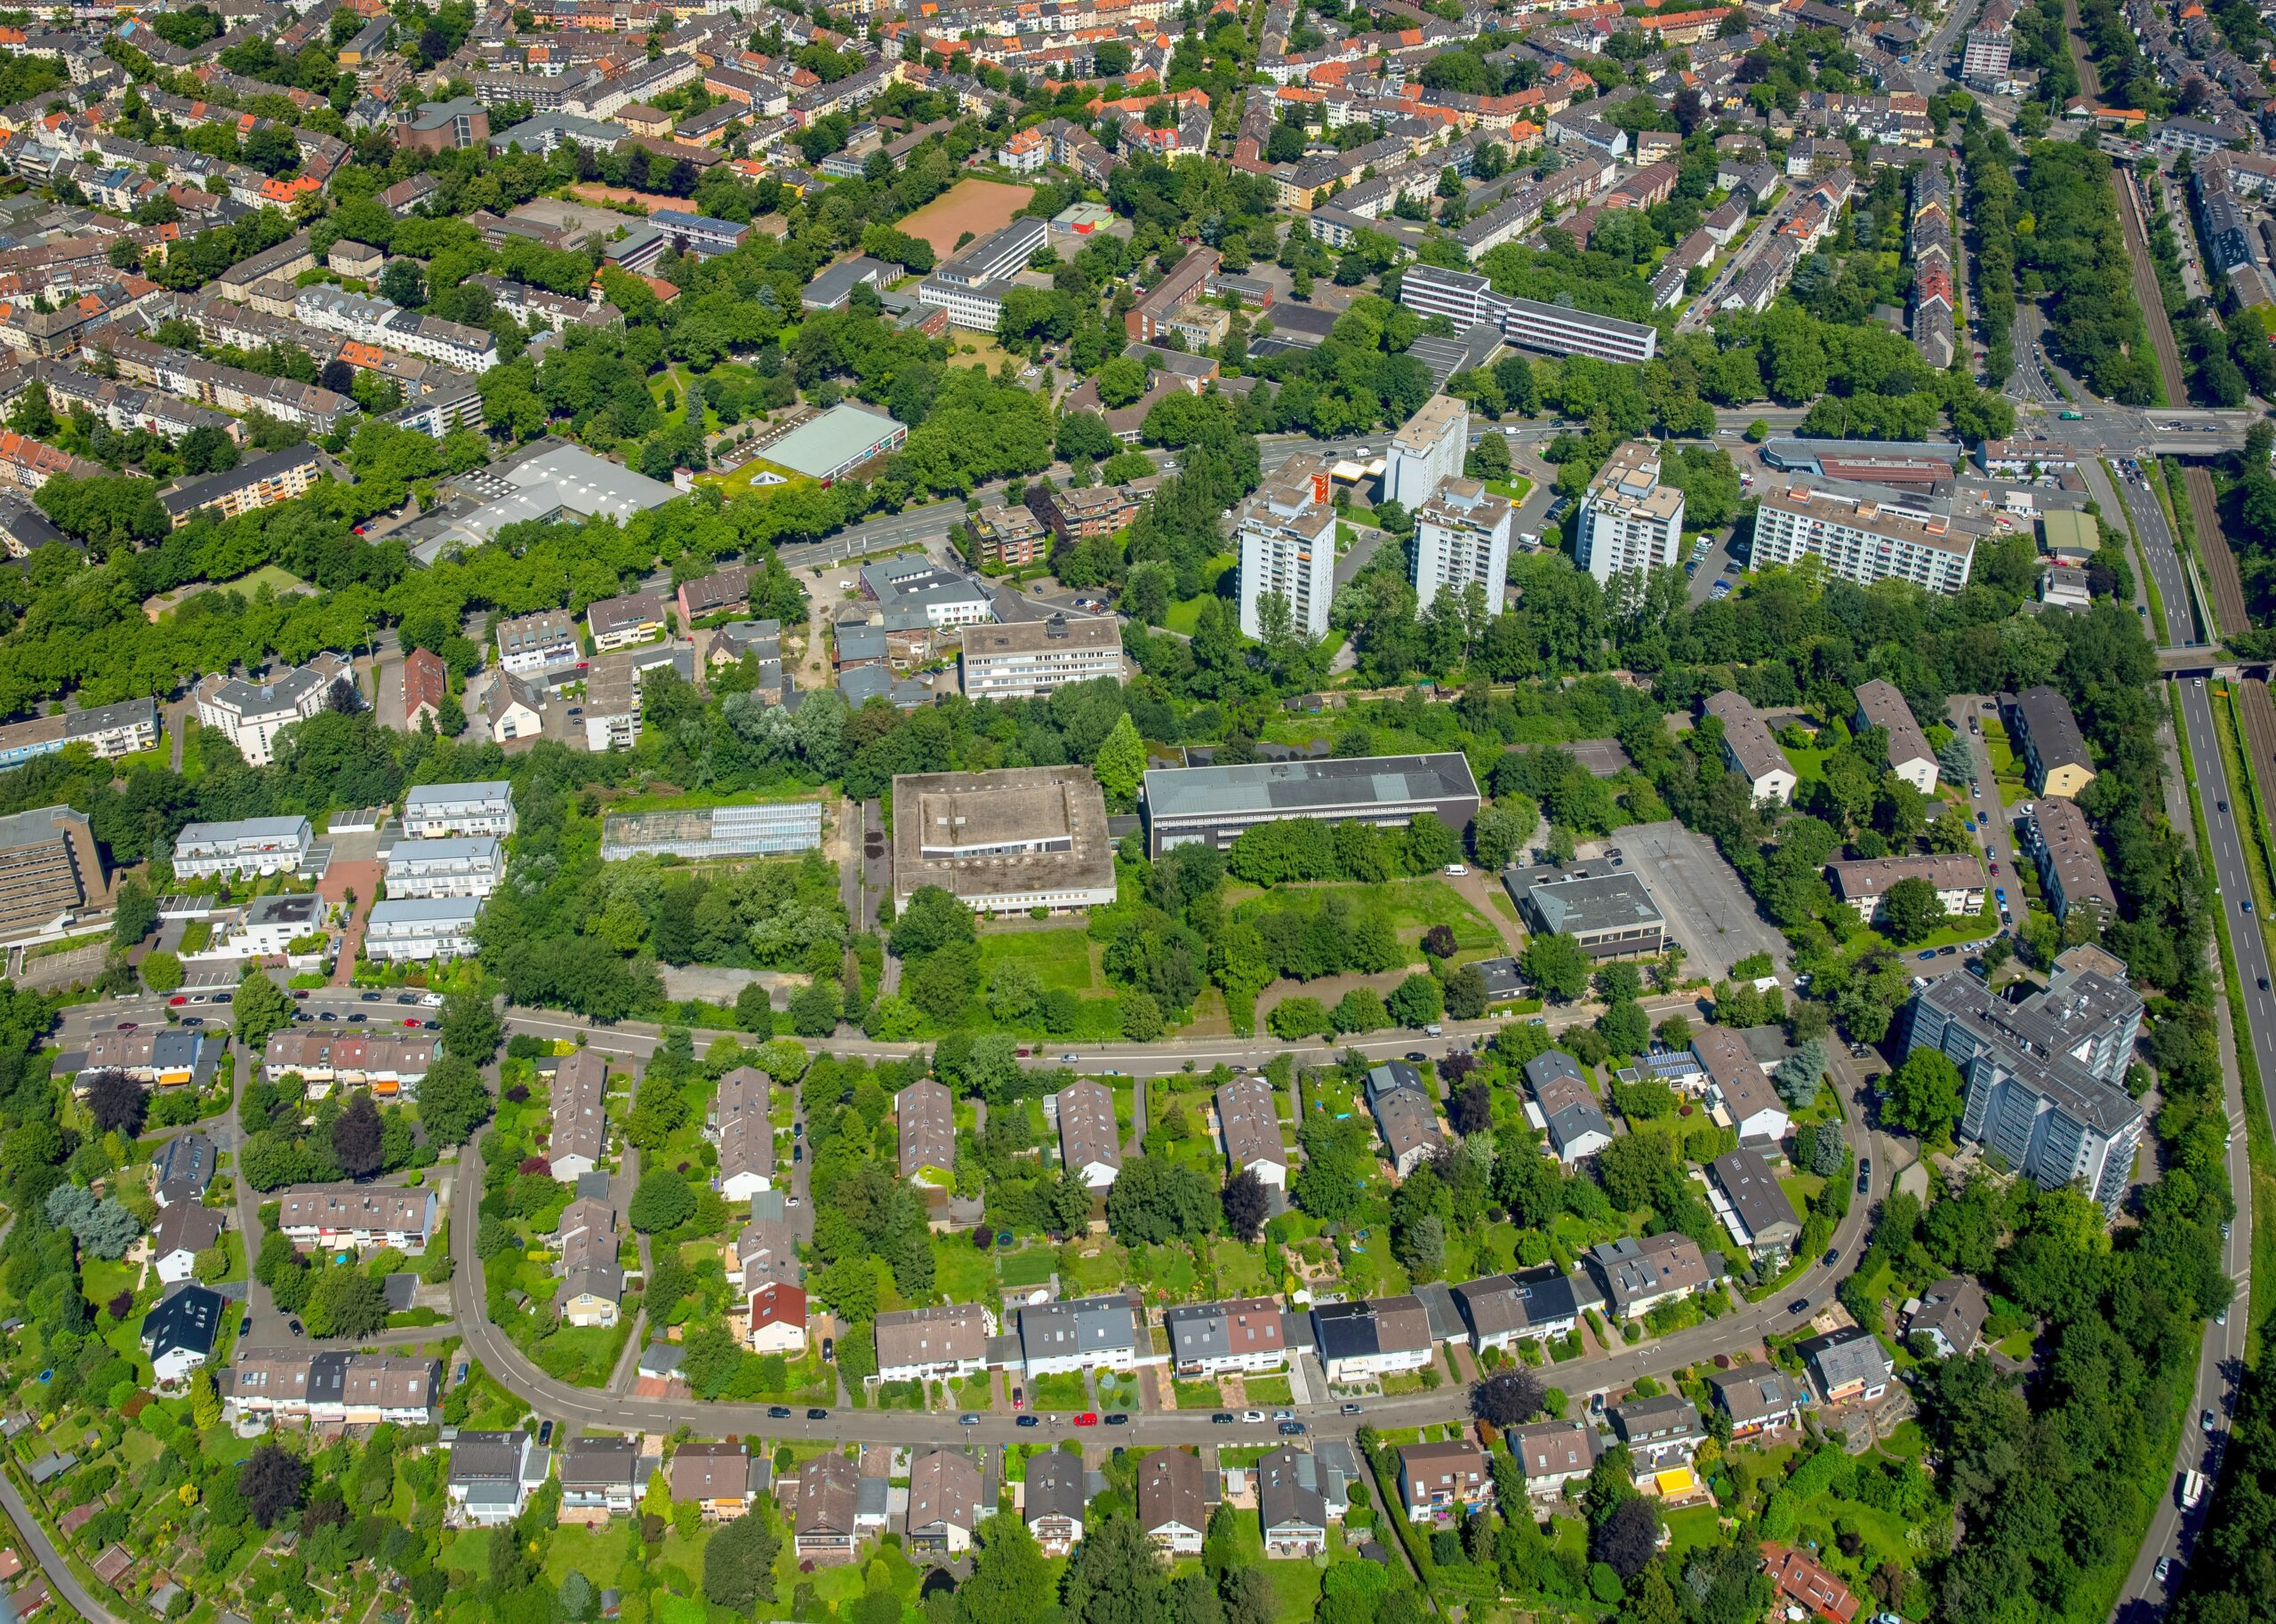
[1611,820,1790,986]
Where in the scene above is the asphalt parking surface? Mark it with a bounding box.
[1616,820,1789,984]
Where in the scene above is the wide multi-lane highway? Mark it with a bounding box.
[2091,454,2259,1619]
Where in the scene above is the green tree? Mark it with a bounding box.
[233,964,297,1052]
[1885,1048,1965,1141]
[1879,877,1945,944]
[629,1169,697,1233]
[702,1501,781,1612]
[111,877,157,947]
[141,950,184,994]
[419,1055,493,1147]
[1094,713,1146,810]
[441,992,501,1063]
[960,1514,1054,1624]
[301,1268,389,1338]
[1387,973,1444,1028]
[1106,1156,1215,1245]
[1521,933,1590,1002]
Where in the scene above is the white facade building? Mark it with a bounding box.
[1751,478,1976,593]
[1238,454,1338,638]
[192,652,350,766]
[1413,476,1513,616]
[172,816,313,880]
[381,836,505,900]
[401,781,517,838]
[1575,441,1684,583]
[1384,394,1468,509]
[362,895,483,961]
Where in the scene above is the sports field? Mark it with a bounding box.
[899,179,1036,259]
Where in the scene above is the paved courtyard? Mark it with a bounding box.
[1609,820,1789,985]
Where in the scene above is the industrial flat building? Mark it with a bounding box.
[761,404,908,483]
[0,804,104,939]
[1141,752,1479,857]
[890,765,1116,914]
[1503,865,1665,959]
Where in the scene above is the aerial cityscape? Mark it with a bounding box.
[0,0,2265,1620]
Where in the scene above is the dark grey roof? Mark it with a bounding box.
[1454,1268,1581,1338]
[153,1131,214,1194]
[140,1284,221,1362]
[1144,752,1478,822]
[449,1429,528,1484]
[1024,1450,1088,1525]
[1504,865,1663,936]
[1799,1326,1894,1391]
[1256,1445,1327,1532]
[2012,684,2090,773]
[1609,1393,1702,1444]
[1711,1148,1802,1244]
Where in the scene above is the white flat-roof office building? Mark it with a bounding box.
[1142,753,1481,856]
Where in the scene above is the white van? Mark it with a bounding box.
[1445,864,1468,876]
[2181,1469,2207,1510]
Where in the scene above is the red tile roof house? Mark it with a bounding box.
[1761,1542,1861,1623]
[402,646,448,728]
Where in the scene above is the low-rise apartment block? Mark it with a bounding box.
[278,1184,440,1254]
[402,780,517,838]
[361,896,484,963]
[959,614,1122,701]
[381,836,505,900]
[192,652,351,766]
[171,815,312,880]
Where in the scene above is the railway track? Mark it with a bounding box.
[2184,462,2250,638]
[2112,167,2192,407]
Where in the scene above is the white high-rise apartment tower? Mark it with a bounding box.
[1384,394,1470,508]
[1575,441,1685,583]
[1237,455,1339,638]
[1413,476,1514,616]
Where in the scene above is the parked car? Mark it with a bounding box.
[1213,1412,1235,1424]
[959,1413,981,1426]
[1242,1409,1265,1423]
[359,991,381,1002]
[806,1409,830,1420]
[1017,1414,1041,1428]
[1341,1403,1364,1416]
[769,1406,792,1418]
[1787,1299,1811,1316]
[1278,1421,1306,1436]
[1073,1412,1100,1427]
[1104,1413,1129,1426]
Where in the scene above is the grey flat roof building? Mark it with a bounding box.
[1503,865,1665,959]
[1142,752,1479,856]
[891,766,1117,914]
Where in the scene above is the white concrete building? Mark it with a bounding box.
[192,652,351,766]
[1383,393,1468,509]
[959,614,1123,700]
[1575,441,1684,583]
[1413,476,1513,616]
[362,895,482,961]
[381,836,505,900]
[1238,454,1337,638]
[172,816,312,880]
[401,781,517,838]
[1751,477,1975,594]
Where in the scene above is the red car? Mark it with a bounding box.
[404,1018,421,1028]
[1073,1412,1100,1427]
[168,996,188,1006]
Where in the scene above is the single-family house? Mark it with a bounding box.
[669,1441,766,1519]
[1311,1295,1434,1384]
[1139,1446,1208,1556]
[747,1281,808,1356]
[1608,1393,1705,1469]
[449,1429,541,1525]
[149,1201,222,1285]
[1585,1233,1714,1319]
[1364,1060,1445,1180]
[875,1304,990,1383]
[1398,1440,1492,1521]
[793,1452,861,1563]
[140,1284,221,1385]
[557,1436,643,1524]
[1799,1327,1895,1403]
[1257,1446,1328,1558]
[1509,1419,1599,1496]
[1025,1450,1088,1556]
[906,1447,983,1555]
[1164,1296,1288,1375]
[1705,1367,1799,1436]
[1055,1078,1123,1188]
[1908,1276,1988,1358]
[1453,1268,1583,1350]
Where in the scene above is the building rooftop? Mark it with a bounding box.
[1504,864,1663,937]
[891,765,1114,902]
[1703,691,1791,788]
[1583,440,1684,522]
[961,615,1122,660]
[1853,679,1933,771]
[1144,752,1478,822]
[765,403,904,480]
[2012,684,2091,772]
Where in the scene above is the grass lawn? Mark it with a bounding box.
[1244,1373,1294,1404]
[1486,473,1535,506]
[1780,1172,1826,1213]
[1663,1502,1722,1558]
[1173,1378,1224,1408]
[933,1234,1000,1302]
[1001,1248,1057,1289]
[1162,555,1236,636]
[979,929,1103,993]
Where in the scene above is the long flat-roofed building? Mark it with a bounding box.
[1142,752,1479,857]
[890,765,1116,915]
[2020,797,2115,923]
[1575,441,1684,583]
[1751,476,1975,594]
[381,836,504,899]
[1852,679,1937,794]
[1503,864,1664,959]
[960,615,1123,701]
[0,804,105,938]
[1398,262,1657,363]
[1904,944,2144,1212]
